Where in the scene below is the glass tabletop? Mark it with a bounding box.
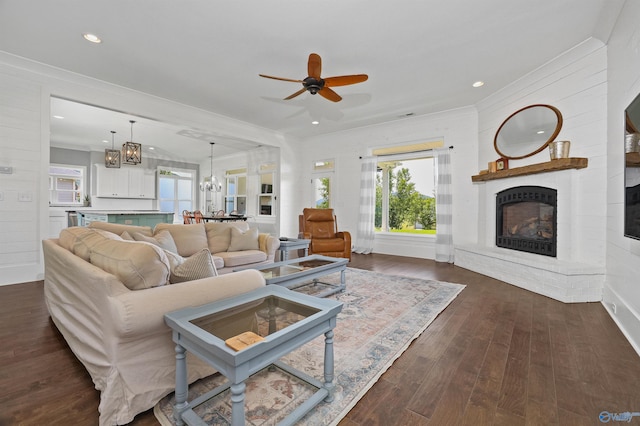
[257,259,335,279]
[189,295,321,342]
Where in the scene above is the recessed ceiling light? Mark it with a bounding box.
[311,121,319,125]
[472,81,485,88]
[148,146,155,150]
[537,130,545,134]
[102,139,109,144]
[83,33,102,44]
[53,115,64,119]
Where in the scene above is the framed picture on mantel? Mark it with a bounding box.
[496,158,509,171]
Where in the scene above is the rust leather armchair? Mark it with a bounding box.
[298,208,351,261]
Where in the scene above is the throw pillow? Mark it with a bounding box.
[89,240,170,290]
[170,248,218,284]
[204,224,232,253]
[154,223,208,257]
[132,230,178,254]
[228,227,259,252]
[163,249,185,271]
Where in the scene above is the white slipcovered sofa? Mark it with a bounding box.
[42,221,277,425]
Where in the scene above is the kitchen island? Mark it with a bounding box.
[76,210,174,227]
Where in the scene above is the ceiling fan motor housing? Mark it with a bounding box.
[303,77,325,94]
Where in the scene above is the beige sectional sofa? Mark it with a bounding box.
[89,220,280,273]
[42,221,279,425]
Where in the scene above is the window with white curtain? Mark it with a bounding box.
[374,142,442,234]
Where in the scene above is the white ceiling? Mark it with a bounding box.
[0,0,622,163]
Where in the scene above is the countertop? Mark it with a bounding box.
[75,210,174,215]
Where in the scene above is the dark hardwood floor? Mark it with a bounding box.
[1,253,639,425]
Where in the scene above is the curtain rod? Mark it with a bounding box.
[359,145,453,159]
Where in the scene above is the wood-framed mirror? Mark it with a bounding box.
[494,104,563,160]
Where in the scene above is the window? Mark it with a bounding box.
[158,168,196,223]
[225,168,247,214]
[374,142,441,234]
[311,159,334,208]
[49,164,85,206]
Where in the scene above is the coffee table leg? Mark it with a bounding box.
[230,382,246,426]
[323,329,335,402]
[174,344,189,426]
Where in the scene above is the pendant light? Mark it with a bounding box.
[200,142,220,192]
[105,130,120,168]
[123,120,142,165]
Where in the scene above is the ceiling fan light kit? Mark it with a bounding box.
[259,53,368,102]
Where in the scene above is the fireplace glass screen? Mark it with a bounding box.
[496,186,557,257]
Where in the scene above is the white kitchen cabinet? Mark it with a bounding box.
[128,168,156,198]
[95,165,156,199]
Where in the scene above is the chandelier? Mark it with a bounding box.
[200,142,220,192]
[105,130,120,168]
[122,120,142,165]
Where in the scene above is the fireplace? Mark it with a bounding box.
[496,186,557,257]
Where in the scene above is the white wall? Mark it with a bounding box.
[604,0,640,354]
[0,52,285,286]
[289,107,478,258]
[472,38,608,265]
[456,38,609,303]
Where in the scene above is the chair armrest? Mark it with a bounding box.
[109,269,266,338]
[258,233,280,256]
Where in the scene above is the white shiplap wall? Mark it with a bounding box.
[456,38,608,302]
[0,71,46,284]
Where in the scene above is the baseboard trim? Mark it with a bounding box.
[602,286,640,358]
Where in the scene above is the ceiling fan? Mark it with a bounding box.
[259,53,368,102]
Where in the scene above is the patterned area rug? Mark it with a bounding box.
[154,267,465,426]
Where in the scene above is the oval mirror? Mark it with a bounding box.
[494,104,563,160]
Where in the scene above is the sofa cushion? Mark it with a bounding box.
[311,238,346,253]
[169,248,218,284]
[154,223,208,257]
[88,221,153,237]
[59,227,123,261]
[228,227,259,251]
[215,250,267,268]
[132,230,178,254]
[89,240,170,290]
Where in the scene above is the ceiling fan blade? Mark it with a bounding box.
[308,53,322,80]
[324,74,369,87]
[259,74,304,83]
[318,87,342,102]
[284,87,307,100]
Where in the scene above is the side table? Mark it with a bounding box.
[164,285,343,426]
[277,238,311,261]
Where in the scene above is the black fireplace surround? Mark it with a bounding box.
[496,186,557,257]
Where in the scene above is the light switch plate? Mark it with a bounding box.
[18,192,33,202]
[0,166,13,174]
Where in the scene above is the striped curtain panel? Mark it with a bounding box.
[353,156,377,254]
[435,149,454,263]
